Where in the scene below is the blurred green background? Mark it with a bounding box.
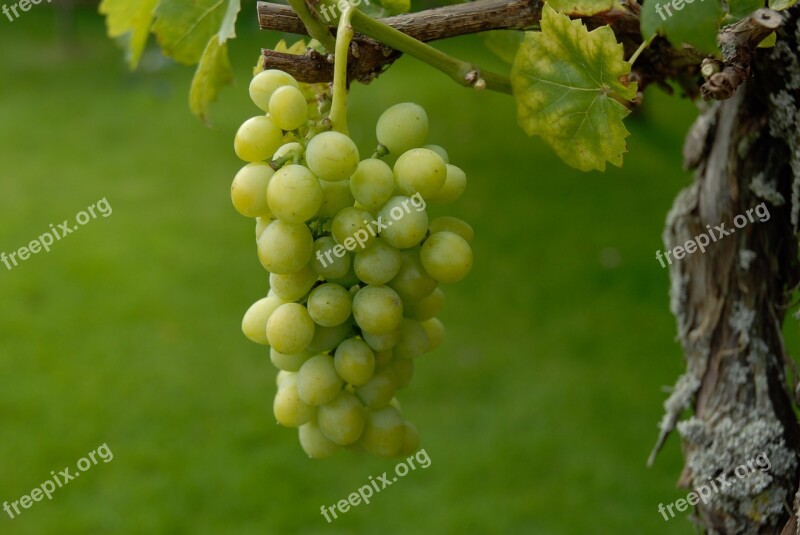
[1,2,781,534]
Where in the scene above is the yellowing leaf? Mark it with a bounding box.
[99,0,159,69]
[190,35,234,124]
[511,5,637,172]
[769,0,797,10]
[546,0,613,15]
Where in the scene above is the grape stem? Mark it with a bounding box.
[349,9,512,94]
[286,0,336,52]
[329,6,354,135]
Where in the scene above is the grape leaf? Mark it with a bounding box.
[546,0,613,15]
[511,5,637,172]
[98,0,159,69]
[152,0,238,65]
[190,36,234,124]
[640,0,722,53]
[769,0,797,10]
[727,0,764,19]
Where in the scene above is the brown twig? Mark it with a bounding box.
[701,8,783,100]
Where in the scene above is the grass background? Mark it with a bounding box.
[1,3,789,534]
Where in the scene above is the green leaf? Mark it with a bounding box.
[190,35,234,124]
[546,0,613,15]
[152,0,237,65]
[483,30,523,64]
[98,0,159,69]
[769,0,797,10]
[218,0,241,42]
[640,0,722,53]
[727,0,764,19]
[511,5,637,172]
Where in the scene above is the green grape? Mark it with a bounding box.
[269,264,318,302]
[231,162,275,218]
[374,350,394,371]
[429,216,474,244]
[307,283,352,327]
[355,369,396,410]
[234,116,283,162]
[318,179,355,218]
[390,357,413,389]
[270,347,312,372]
[394,318,429,359]
[420,231,473,283]
[354,238,402,285]
[267,164,323,224]
[266,303,316,354]
[256,215,277,241]
[404,287,444,321]
[423,144,449,164]
[334,338,375,386]
[421,318,445,352]
[306,320,355,353]
[257,220,313,275]
[311,237,351,280]
[273,141,304,163]
[376,103,428,155]
[377,196,428,250]
[274,374,315,427]
[399,421,420,456]
[359,406,405,457]
[249,69,299,112]
[268,85,308,131]
[388,251,437,302]
[306,131,360,181]
[332,207,376,252]
[350,159,395,212]
[276,370,293,389]
[317,391,366,445]
[352,285,403,335]
[363,329,400,352]
[429,164,466,204]
[328,265,362,289]
[298,418,340,459]
[393,148,447,199]
[242,294,286,345]
[297,354,344,406]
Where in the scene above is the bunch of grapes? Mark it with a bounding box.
[232,68,474,459]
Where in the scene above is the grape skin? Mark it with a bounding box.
[250,69,299,112]
[234,116,283,163]
[318,391,366,445]
[376,103,428,155]
[334,338,376,386]
[257,220,313,275]
[269,85,308,131]
[352,285,404,335]
[231,162,275,218]
[267,164,323,223]
[297,354,344,406]
[267,303,316,355]
[306,131,360,182]
[307,283,352,327]
[420,231,473,283]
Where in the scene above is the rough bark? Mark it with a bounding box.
[653,11,800,533]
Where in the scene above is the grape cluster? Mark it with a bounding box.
[233,68,474,459]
